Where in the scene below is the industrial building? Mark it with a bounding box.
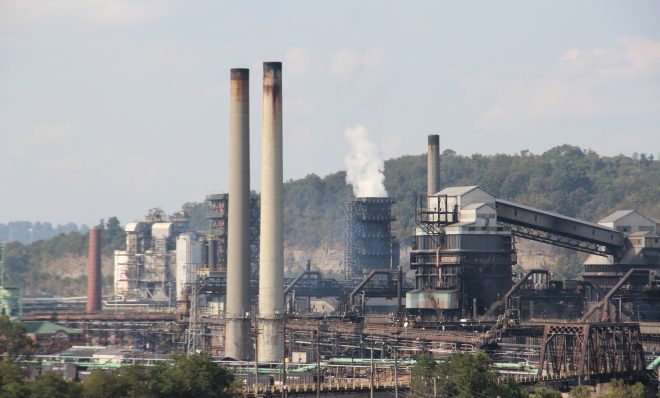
[113,208,189,301]
[9,63,660,392]
[344,197,399,278]
[409,186,515,317]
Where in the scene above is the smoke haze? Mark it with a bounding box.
[343,125,387,197]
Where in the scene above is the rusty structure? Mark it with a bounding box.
[344,198,399,278]
[537,323,646,378]
[86,227,102,314]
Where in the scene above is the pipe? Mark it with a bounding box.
[86,227,102,314]
[208,239,217,270]
[226,68,251,360]
[427,135,440,195]
[397,266,403,320]
[580,268,650,322]
[258,61,284,362]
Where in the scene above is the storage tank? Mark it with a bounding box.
[176,232,203,302]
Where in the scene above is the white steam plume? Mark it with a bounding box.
[343,124,387,197]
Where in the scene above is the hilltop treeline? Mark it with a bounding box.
[0,222,87,245]
[1,218,125,295]
[285,144,659,248]
[2,145,658,295]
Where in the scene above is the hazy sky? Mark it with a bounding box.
[1,1,659,225]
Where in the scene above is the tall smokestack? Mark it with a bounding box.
[258,62,284,362]
[225,68,251,359]
[86,227,102,314]
[427,135,440,195]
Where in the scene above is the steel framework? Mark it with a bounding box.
[502,223,613,257]
[537,323,645,378]
[344,198,397,278]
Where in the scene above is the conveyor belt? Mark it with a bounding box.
[495,199,624,258]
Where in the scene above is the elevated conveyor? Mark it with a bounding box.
[495,199,625,258]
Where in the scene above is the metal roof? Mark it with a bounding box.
[629,231,652,237]
[23,321,82,335]
[598,210,636,223]
[437,185,480,196]
[461,202,494,211]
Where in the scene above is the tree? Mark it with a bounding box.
[0,314,33,359]
[410,354,437,396]
[606,379,648,398]
[153,354,234,398]
[102,217,126,255]
[82,370,129,398]
[411,351,526,398]
[29,371,81,398]
[0,360,29,398]
[531,385,562,398]
[569,385,591,398]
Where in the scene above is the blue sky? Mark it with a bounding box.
[1,1,659,225]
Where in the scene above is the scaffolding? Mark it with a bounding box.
[344,198,398,278]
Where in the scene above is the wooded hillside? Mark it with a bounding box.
[2,144,658,295]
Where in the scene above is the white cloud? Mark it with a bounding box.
[560,36,660,79]
[473,36,660,131]
[0,0,165,26]
[284,48,316,82]
[330,47,387,79]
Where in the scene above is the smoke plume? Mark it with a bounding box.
[343,124,387,197]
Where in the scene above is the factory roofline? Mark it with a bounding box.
[629,230,652,237]
[436,185,495,197]
[461,202,494,211]
[23,321,82,335]
[598,210,637,223]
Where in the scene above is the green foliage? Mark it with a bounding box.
[0,314,33,359]
[607,379,648,398]
[531,385,562,398]
[82,370,128,398]
[30,372,81,398]
[411,351,527,398]
[1,217,126,296]
[283,172,353,248]
[100,217,126,257]
[153,353,234,398]
[569,385,591,398]
[81,354,234,398]
[0,360,29,398]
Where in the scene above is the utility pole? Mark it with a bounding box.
[282,311,287,398]
[0,243,4,286]
[315,331,320,398]
[433,376,437,398]
[369,342,374,398]
[393,344,399,398]
[253,310,259,395]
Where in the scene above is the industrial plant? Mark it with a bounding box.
[3,61,660,395]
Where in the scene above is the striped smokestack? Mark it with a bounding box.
[86,227,102,314]
[427,135,440,195]
[258,62,284,362]
[225,68,251,360]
